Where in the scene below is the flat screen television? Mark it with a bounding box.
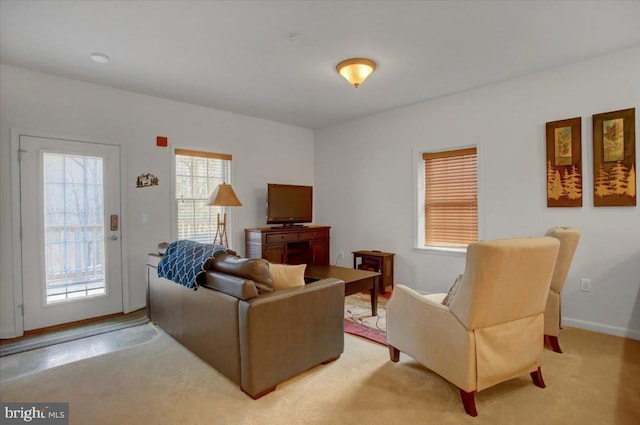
[266,183,313,226]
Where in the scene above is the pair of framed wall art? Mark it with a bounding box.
[546,107,636,207]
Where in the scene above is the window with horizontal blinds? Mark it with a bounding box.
[423,147,477,247]
[175,149,232,245]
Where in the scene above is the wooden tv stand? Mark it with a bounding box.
[245,225,330,265]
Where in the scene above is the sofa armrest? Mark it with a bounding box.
[202,271,260,300]
[238,278,345,398]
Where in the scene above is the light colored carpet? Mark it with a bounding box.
[1,324,638,425]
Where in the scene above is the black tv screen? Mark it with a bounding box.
[266,184,313,225]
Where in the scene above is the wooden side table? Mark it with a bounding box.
[352,250,395,294]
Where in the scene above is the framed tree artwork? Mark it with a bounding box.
[546,117,582,207]
[593,108,636,207]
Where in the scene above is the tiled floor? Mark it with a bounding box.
[0,324,159,382]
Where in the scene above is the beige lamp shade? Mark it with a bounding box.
[207,183,242,206]
[207,183,242,247]
[336,58,376,88]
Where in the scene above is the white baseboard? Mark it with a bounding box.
[0,329,19,339]
[562,317,640,341]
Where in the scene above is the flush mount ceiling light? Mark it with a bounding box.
[336,58,376,88]
[90,52,110,64]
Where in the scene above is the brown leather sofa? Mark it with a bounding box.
[146,252,345,399]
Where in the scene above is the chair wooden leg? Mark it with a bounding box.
[389,344,400,362]
[546,335,563,353]
[530,367,546,388]
[459,389,478,417]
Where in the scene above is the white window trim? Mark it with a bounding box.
[170,149,235,248]
[413,144,484,255]
[170,151,178,243]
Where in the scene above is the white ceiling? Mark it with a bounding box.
[2,1,640,129]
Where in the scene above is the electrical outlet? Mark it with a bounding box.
[580,278,591,292]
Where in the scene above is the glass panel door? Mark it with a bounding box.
[20,135,123,331]
[43,153,106,303]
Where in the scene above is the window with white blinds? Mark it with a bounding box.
[175,149,232,244]
[423,147,478,248]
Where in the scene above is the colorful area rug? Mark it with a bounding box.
[344,292,388,345]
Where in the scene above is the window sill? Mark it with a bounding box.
[413,246,467,257]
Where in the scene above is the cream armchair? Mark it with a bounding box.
[543,227,580,353]
[387,237,560,416]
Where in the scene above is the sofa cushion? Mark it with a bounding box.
[213,253,274,293]
[269,263,306,290]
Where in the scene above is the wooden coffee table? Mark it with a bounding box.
[305,265,381,316]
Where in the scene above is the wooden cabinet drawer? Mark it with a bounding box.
[299,231,326,240]
[245,226,330,267]
[266,233,298,243]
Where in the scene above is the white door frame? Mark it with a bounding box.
[10,128,130,337]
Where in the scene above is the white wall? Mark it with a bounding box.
[0,64,314,337]
[315,47,640,339]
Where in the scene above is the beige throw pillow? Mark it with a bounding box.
[269,263,306,290]
[442,274,463,307]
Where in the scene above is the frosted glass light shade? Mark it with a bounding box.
[336,58,376,88]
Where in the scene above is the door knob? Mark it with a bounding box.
[109,235,119,241]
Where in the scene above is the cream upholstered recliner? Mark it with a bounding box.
[543,227,580,353]
[386,237,560,416]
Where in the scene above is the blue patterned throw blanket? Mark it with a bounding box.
[158,240,231,289]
